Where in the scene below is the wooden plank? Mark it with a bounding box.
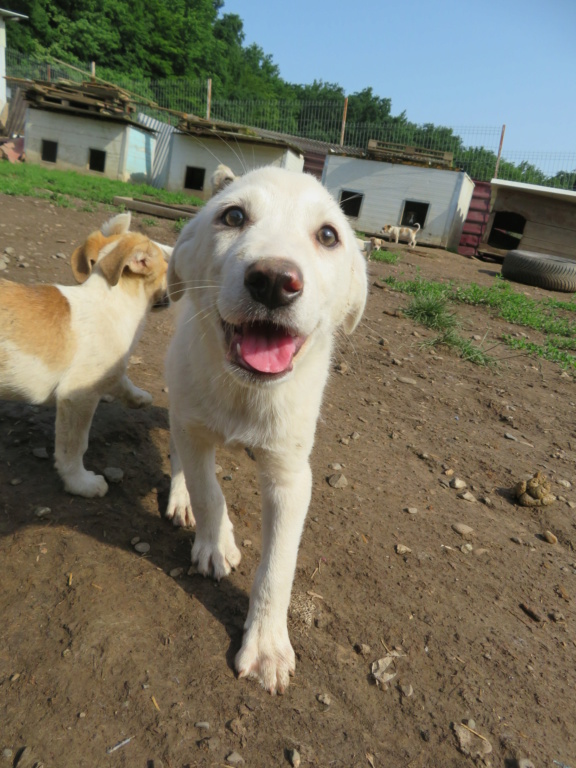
[113,197,198,220]
[522,221,576,251]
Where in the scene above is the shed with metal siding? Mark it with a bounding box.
[322,154,475,250]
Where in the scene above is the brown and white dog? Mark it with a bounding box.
[382,222,420,247]
[0,213,170,498]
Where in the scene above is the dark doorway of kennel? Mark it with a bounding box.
[89,148,106,173]
[41,139,58,163]
[339,189,364,218]
[400,200,429,228]
[184,166,206,192]
[486,211,526,251]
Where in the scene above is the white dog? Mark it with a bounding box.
[382,222,420,247]
[165,167,367,693]
[0,213,170,498]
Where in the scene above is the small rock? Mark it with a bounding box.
[225,752,244,766]
[449,477,467,489]
[404,507,418,515]
[169,567,184,578]
[33,506,51,518]
[316,693,331,706]
[395,544,411,555]
[543,530,558,545]
[288,748,301,767]
[103,467,124,483]
[550,610,565,623]
[131,536,141,545]
[397,376,417,385]
[194,721,210,730]
[354,643,371,656]
[32,447,50,459]
[399,683,413,697]
[242,539,252,548]
[10,478,23,486]
[452,523,474,539]
[134,542,150,554]
[473,548,489,557]
[327,473,348,489]
[444,468,455,476]
[457,491,476,502]
[505,432,518,441]
[340,436,350,445]
[55,251,67,259]
[329,462,343,471]
[214,464,223,474]
[460,543,473,554]
[452,721,492,757]
[480,496,493,507]
[511,536,524,545]
[335,361,349,374]
[2,748,13,759]
[557,478,572,489]
[517,760,536,768]
[222,474,233,481]
[350,431,360,440]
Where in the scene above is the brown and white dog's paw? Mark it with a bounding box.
[235,622,295,695]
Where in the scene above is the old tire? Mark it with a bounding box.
[501,250,576,293]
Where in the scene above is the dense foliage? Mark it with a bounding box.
[5,0,575,186]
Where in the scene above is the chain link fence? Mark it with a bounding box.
[5,51,576,190]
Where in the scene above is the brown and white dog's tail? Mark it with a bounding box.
[413,223,421,232]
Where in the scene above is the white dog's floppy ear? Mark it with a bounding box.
[101,212,131,236]
[342,256,368,334]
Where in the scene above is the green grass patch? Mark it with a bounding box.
[0,163,204,209]
[384,274,576,373]
[370,249,400,265]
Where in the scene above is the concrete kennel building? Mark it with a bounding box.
[21,80,156,183]
[322,141,475,249]
[480,179,576,260]
[162,114,304,199]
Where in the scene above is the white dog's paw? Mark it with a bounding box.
[165,475,195,527]
[191,529,241,581]
[235,623,296,695]
[63,470,108,498]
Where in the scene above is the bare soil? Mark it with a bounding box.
[1,194,575,768]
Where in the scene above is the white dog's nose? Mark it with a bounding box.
[244,259,304,310]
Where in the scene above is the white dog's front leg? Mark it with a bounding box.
[165,435,195,527]
[172,424,240,580]
[54,395,108,498]
[236,455,312,694]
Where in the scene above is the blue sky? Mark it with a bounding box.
[220,0,574,158]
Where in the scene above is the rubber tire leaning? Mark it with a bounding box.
[501,250,576,293]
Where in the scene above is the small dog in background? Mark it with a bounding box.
[208,164,236,198]
[0,213,171,498]
[382,222,421,247]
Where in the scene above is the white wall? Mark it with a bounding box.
[0,17,6,112]
[322,155,474,247]
[165,134,303,196]
[24,109,138,181]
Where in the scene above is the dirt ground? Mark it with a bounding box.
[1,193,575,768]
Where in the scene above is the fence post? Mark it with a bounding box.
[494,124,506,179]
[91,61,96,79]
[339,97,348,146]
[206,78,212,119]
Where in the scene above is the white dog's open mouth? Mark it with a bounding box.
[222,319,306,377]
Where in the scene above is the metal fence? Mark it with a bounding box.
[5,50,576,189]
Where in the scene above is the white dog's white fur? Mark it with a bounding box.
[0,213,170,498]
[383,222,421,247]
[165,166,367,693]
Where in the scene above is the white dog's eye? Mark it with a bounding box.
[317,225,339,248]
[221,206,246,228]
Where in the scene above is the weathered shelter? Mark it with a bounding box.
[161,114,304,198]
[480,179,576,260]
[322,141,475,249]
[20,79,156,183]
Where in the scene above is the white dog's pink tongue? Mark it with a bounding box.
[241,327,297,373]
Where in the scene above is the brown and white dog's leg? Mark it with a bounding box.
[172,421,241,579]
[235,452,312,694]
[115,374,153,408]
[54,395,108,497]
